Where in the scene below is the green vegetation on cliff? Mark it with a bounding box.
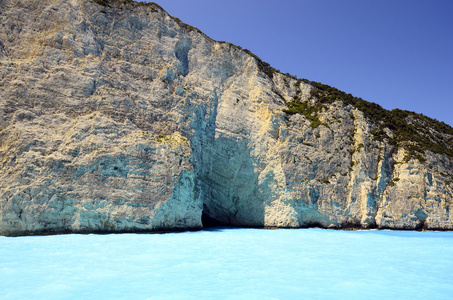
[284,80,453,159]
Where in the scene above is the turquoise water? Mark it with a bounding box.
[1,228,452,299]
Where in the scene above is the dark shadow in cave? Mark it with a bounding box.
[201,210,225,227]
[201,205,244,232]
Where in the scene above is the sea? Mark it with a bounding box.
[1,228,452,299]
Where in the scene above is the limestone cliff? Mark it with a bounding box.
[0,0,452,235]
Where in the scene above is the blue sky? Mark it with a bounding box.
[148,0,453,126]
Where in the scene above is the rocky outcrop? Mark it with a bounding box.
[0,0,452,235]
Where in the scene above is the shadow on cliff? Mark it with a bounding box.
[189,89,265,228]
[196,136,266,228]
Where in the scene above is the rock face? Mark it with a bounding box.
[0,0,452,235]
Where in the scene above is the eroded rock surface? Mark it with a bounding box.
[0,0,452,235]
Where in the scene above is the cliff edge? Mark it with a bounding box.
[0,0,452,235]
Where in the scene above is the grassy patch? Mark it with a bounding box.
[283,100,327,128]
[282,83,328,128]
[321,178,330,184]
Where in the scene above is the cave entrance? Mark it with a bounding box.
[201,204,226,228]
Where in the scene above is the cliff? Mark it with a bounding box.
[0,0,452,236]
